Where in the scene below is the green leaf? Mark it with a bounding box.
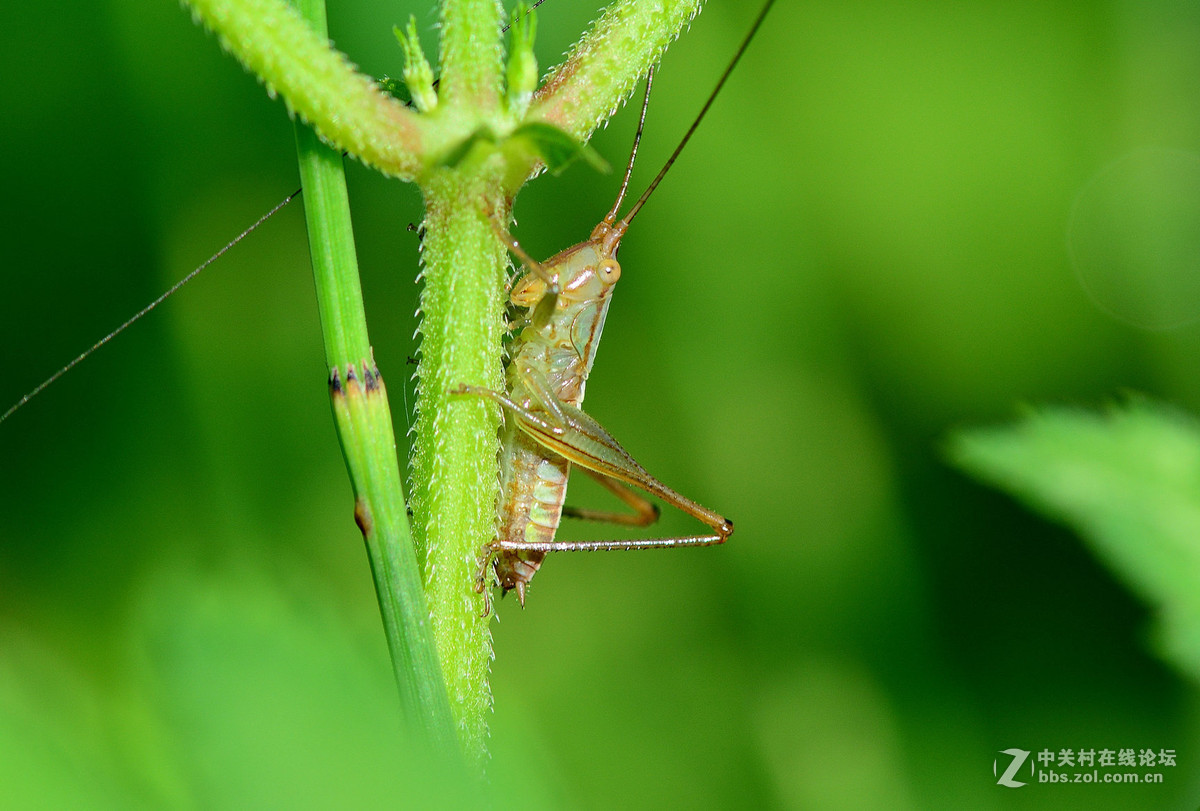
[378,76,412,106]
[950,402,1200,680]
[505,2,538,116]
[511,122,609,175]
[395,18,437,113]
[438,125,499,169]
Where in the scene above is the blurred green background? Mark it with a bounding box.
[2,0,1199,807]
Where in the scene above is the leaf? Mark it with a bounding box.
[394,18,437,112]
[950,402,1200,680]
[438,125,498,169]
[378,76,412,107]
[511,122,609,175]
[504,1,538,116]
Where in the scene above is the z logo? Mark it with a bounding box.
[995,748,1031,788]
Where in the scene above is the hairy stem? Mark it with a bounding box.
[409,174,508,762]
[438,0,505,112]
[185,0,425,177]
[530,0,703,142]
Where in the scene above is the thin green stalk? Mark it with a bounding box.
[290,0,458,763]
[185,0,425,178]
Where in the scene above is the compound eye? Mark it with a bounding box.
[598,258,621,285]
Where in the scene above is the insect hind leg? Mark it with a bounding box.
[563,467,660,527]
[490,533,728,555]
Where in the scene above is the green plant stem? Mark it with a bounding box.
[290,0,458,763]
[529,0,703,143]
[408,0,708,760]
[183,0,714,761]
[404,0,508,763]
[438,0,504,111]
[409,173,508,762]
[185,0,425,178]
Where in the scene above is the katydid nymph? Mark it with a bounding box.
[457,0,773,609]
[1,0,773,616]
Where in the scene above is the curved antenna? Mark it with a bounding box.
[618,0,775,231]
[0,189,300,425]
[604,67,655,225]
[0,0,551,426]
[1,2,554,427]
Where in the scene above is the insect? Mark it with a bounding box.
[455,0,773,608]
[2,1,772,614]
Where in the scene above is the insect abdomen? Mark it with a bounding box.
[524,457,569,542]
[493,423,571,599]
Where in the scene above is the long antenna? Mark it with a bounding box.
[618,0,775,229]
[0,190,300,425]
[604,67,655,225]
[1,2,554,426]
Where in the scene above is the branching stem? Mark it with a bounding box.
[182,0,708,763]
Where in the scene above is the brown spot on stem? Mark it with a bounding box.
[329,367,343,397]
[354,497,373,538]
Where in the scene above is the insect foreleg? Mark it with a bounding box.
[513,364,570,424]
[488,214,559,292]
[450,382,561,436]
